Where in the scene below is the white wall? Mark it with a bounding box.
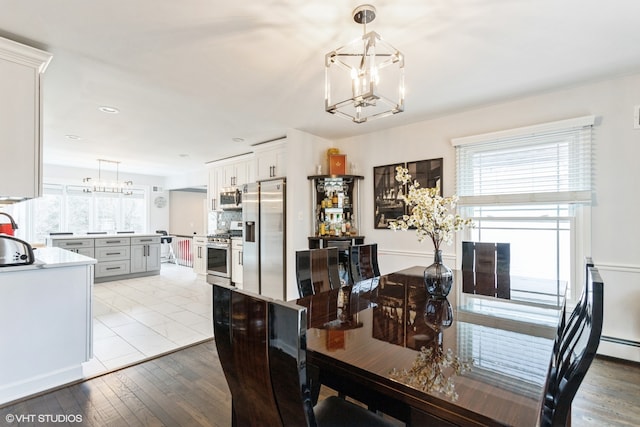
[284,129,336,300]
[164,166,208,190]
[333,72,640,361]
[169,190,206,236]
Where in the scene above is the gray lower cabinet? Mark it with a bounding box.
[130,236,161,273]
[94,237,131,278]
[47,234,161,282]
[48,238,95,258]
[73,247,95,257]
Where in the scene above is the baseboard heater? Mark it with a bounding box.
[601,335,640,348]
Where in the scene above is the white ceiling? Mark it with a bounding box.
[2,0,640,177]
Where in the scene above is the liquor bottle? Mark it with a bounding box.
[318,212,325,236]
[350,215,358,236]
[328,213,334,236]
[345,212,351,234]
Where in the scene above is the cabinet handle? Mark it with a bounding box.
[240,250,243,266]
[66,242,83,246]
[106,267,120,271]
[140,238,153,242]
[106,252,120,256]
[212,199,216,210]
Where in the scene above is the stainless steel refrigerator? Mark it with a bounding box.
[242,179,286,300]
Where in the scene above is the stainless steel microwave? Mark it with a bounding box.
[219,187,242,210]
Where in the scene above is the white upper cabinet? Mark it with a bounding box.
[221,159,250,188]
[254,139,286,181]
[0,37,52,203]
[207,153,254,211]
[207,166,224,211]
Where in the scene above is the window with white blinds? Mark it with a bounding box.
[453,116,594,206]
[452,116,594,299]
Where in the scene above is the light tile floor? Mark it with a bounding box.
[82,263,212,378]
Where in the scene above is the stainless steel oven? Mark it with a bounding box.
[206,237,231,285]
[206,221,242,286]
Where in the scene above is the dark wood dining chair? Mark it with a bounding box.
[269,299,395,427]
[461,241,510,298]
[212,283,395,427]
[555,257,594,342]
[540,263,604,427]
[213,283,280,426]
[349,243,381,283]
[295,248,341,297]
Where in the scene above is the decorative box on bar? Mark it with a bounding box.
[329,154,347,175]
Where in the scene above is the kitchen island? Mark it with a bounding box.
[0,247,96,405]
[46,233,161,282]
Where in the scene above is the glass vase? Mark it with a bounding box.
[424,249,453,297]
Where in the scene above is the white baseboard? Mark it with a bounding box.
[0,364,83,406]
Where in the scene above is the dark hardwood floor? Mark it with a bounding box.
[1,340,638,426]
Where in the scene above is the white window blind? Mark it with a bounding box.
[452,116,594,205]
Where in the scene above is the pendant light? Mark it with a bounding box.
[325,4,405,124]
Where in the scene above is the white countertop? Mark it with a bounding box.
[47,233,161,240]
[0,247,96,273]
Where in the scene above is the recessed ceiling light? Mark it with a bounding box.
[98,106,120,114]
[65,134,82,140]
[179,154,189,158]
[232,137,244,142]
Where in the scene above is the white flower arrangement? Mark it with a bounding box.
[388,166,473,250]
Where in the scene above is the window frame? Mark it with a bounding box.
[453,117,594,301]
[3,183,149,243]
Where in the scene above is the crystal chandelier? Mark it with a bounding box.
[325,4,405,124]
[83,159,133,195]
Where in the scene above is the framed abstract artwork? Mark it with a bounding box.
[374,158,444,229]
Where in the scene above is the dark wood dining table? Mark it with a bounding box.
[295,266,566,426]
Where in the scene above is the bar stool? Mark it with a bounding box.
[156,230,176,263]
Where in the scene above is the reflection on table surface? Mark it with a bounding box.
[295,266,566,426]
